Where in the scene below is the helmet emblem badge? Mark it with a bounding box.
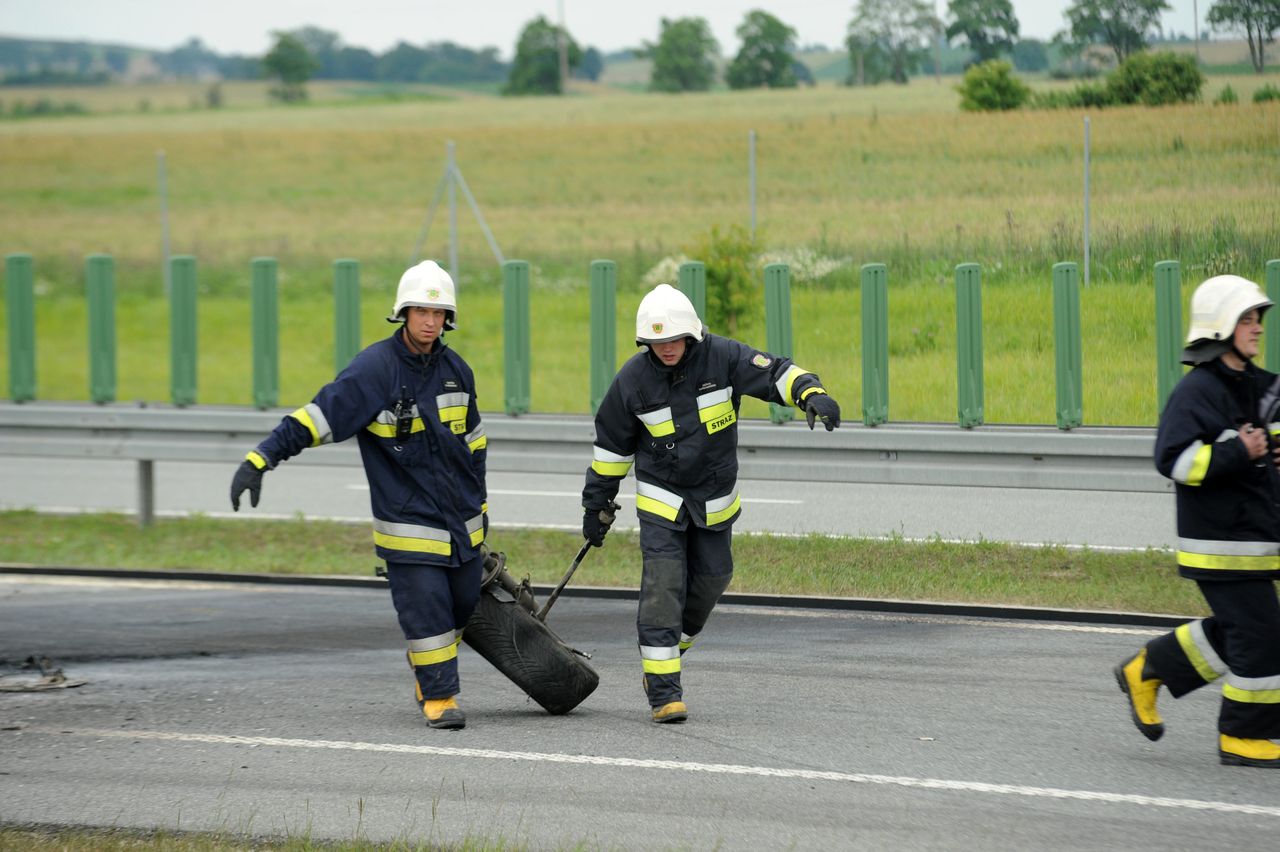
[426,288,441,299]
[652,322,663,334]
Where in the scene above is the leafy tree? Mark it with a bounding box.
[956,58,1030,109]
[1104,50,1203,104]
[684,225,762,335]
[1207,0,1280,72]
[576,47,604,81]
[1011,38,1049,71]
[946,0,1020,63]
[377,42,428,81]
[847,0,939,84]
[645,17,720,92]
[287,26,342,78]
[504,15,581,95]
[262,33,317,101]
[845,32,894,84]
[1063,0,1171,64]
[335,46,377,80]
[725,10,798,89]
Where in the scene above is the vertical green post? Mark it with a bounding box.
[1154,260,1183,416]
[1053,262,1083,430]
[589,259,616,414]
[861,263,889,426]
[1266,260,1280,374]
[334,259,361,373]
[678,261,706,322]
[86,253,116,404]
[169,255,198,407]
[5,253,36,402]
[503,259,531,415]
[251,257,279,410]
[955,263,984,428]
[764,263,794,424]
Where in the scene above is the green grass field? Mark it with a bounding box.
[1,74,1278,424]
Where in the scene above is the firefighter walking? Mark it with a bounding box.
[1115,274,1280,767]
[582,283,842,723]
[229,260,488,730]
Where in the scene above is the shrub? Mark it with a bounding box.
[1105,51,1203,106]
[1214,84,1238,105]
[683,225,761,336]
[1254,84,1280,103]
[956,60,1030,112]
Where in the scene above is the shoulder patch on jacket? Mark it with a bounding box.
[751,353,771,368]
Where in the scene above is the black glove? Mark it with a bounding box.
[582,501,621,547]
[804,393,841,431]
[230,459,266,511]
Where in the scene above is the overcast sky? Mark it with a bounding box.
[0,1,1209,59]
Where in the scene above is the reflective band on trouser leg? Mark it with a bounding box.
[636,481,683,522]
[592,445,635,477]
[372,519,451,557]
[386,563,463,702]
[641,644,682,707]
[679,632,697,653]
[637,407,675,437]
[289,403,333,447]
[1175,620,1229,684]
[1223,673,1280,704]
[1176,538,1280,573]
[639,550,686,706]
[409,630,460,667]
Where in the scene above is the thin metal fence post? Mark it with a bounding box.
[955,263,984,428]
[5,253,36,402]
[764,263,794,424]
[334,259,361,373]
[86,254,116,404]
[251,257,279,410]
[502,260,531,415]
[1266,259,1280,374]
[677,261,706,322]
[861,263,889,426]
[1083,117,1091,289]
[748,129,757,237]
[1154,260,1183,416]
[169,255,198,407]
[1053,262,1083,429]
[589,259,616,414]
[447,141,459,285]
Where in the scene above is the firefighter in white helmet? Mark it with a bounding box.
[581,283,842,723]
[230,260,489,730]
[1115,274,1280,767]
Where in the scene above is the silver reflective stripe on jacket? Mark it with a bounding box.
[635,480,682,521]
[372,518,451,556]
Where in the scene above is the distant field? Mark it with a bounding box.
[1,74,1277,422]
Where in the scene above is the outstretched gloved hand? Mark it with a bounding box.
[804,393,841,431]
[582,501,621,547]
[230,460,266,511]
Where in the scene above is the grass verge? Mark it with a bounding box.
[0,510,1205,617]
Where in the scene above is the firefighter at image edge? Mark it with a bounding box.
[582,283,842,723]
[1116,274,1280,767]
[229,260,486,731]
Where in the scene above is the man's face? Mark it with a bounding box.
[404,306,447,351]
[652,338,687,366]
[1235,309,1262,360]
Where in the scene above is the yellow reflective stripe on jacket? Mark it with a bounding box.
[635,481,682,521]
[437,392,469,434]
[1223,672,1280,704]
[705,489,741,526]
[1171,440,1212,485]
[366,408,425,438]
[774,365,814,407]
[466,513,485,547]
[1175,620,1227,683]
[289,403,333,447]
[641,644,681,674]
[245,451,269,470]
[697,387,736,434]
[592,445,635,477]
[465,424,487,453]
[408,631,459,667]
[1176,537,1280,572]
[637,406,675,437]
[372,518,451,556]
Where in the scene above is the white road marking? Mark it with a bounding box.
[26,726,1280,819]
[345,485,802,504]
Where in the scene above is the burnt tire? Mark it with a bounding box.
[463,588,599,715]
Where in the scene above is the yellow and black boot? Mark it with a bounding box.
[643,674,688,724]
[1219,735,1280,767]
[1114,648,1164,741]
[421,693,466,730]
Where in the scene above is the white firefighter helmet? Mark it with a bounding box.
[1182,274,1271,364]
[635,283,703,345]
[386,260,458,329]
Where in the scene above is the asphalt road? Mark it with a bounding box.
[3,575,1278,850]
[0,457,1177,550]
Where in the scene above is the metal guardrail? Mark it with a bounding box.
[0,401,1167,524]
